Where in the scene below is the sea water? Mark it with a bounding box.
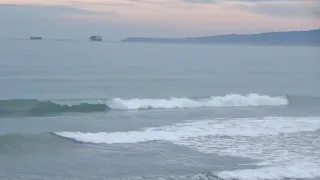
[0,39,319,180]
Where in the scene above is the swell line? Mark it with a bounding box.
[1,93,318,116]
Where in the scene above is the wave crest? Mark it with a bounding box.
[108,93,288,110]
[2,94,319,116]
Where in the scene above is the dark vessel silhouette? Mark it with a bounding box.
[89,34,102,41]
[30,36,43,40]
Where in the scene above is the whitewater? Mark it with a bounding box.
[1,40,319,180]
[55,116,320,180]
[107,93,288,109]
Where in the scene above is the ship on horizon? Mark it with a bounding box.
[30,36,43,40]
[89,34,102,41]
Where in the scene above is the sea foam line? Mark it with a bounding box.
[216,162,320,180]
[54,116,320,144]
[118,162,320,180]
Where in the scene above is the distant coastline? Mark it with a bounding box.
[122,29,320,45]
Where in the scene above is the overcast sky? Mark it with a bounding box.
[0,0,319,40]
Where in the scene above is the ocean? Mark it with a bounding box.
[0,39,319,180]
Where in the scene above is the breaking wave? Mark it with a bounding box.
[216,162,320,180]
[0,94,288,116]
[54,116,320,144]
[108,93,288,109]
[2,129,319,180]
[1,94,319,116]
[2,116,320,180]
[119,162,320,180]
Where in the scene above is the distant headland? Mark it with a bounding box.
[122,29,320,45]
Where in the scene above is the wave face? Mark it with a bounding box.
[0,132,66,151]
[2,94,320,116]
[0,99,108,116]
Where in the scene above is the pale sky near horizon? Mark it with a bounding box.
[0,0,319,40]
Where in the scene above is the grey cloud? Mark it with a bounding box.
[0,4,17,7]
[234,0,300,1]
[65,1,135,7]
[125,0,187,9]
[182,0,318,19]
[0,3,176,40]
[126,0,169,5]
[0,4,94,15]
[0,5,112,39]
[183,0,216,4]
[183,0,300,4]
[234,1,318,18]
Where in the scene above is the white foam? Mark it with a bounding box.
[217,162,320,180]
[107,93,288,110]
[55,117,320,144]
[55,117,320,180]
[55,130,179,144]
[176,125,320,166]
[119,162,320,180]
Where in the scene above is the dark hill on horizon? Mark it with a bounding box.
[122,29,320,45]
